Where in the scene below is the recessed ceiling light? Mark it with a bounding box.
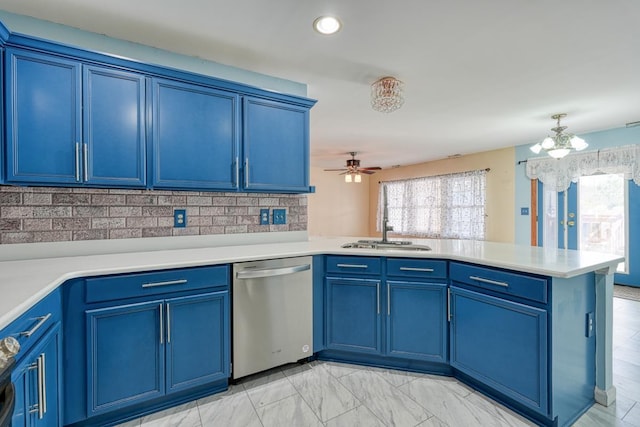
[313,16,341,35]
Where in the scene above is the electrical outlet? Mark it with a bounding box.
[174,209,187,228]
[586,312,594,337]
[259,208,270,225]
[273,209,286,225]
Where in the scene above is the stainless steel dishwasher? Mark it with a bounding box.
[232,256,313,379]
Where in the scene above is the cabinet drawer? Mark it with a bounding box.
[1,288,61,362]
[326,256,381,276]
[386,258,447,280]
[450,262,548,304]
[85,265,229,303]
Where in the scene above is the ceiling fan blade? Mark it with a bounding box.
[324,168,348,171]
[360,167,382,170]
[361,170,377,175]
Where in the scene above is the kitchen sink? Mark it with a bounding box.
[341,240,431,251]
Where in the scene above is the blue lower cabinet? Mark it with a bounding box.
[85,291,229,417]
[450,286,548,415]
[386,281,447,362]
[86,301,165,415]
[166,292,230,393]
[325,278,382,354]
[12,323,62,427]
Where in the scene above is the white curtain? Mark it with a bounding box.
[377,170,487,240]
[526,144,640,192]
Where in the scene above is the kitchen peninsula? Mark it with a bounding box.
[0,236,622,427]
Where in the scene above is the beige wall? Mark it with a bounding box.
[368,147,516,243]
[308,167,370,237]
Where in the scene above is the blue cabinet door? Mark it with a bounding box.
[86,301,165,416]
[151,78,240,190]
[242,97,309,192]
[83,65,146,187]
[5,48,81,184]
[11,323,61,427]
[325,277,382,354]
[165,291,229,393]
[386,281,447,362]
[450,287,548,415]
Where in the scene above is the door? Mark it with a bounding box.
[386,281,447,362]
[86,301,164,415]
[450,287,548,415]
[242,97,309,192]
[5,48,81,184]
[325,277,382,354]
[165,291,229,393]
[151,78,240,190]
[83,65,146,187]
[538,175,637,285]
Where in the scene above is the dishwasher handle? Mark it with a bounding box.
[236,264,311,280]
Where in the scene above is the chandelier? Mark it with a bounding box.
[371,77,404,113]
[530,113,588,159]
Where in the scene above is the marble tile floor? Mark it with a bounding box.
[118,296,640,427]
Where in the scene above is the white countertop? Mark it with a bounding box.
[0,236,623,330]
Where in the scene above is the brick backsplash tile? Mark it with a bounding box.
[92,194,126,205]
[73,229,109,241]
[23,193,53,205]
[23,219,53,231]
[2,206,34,218]
[92,217,126,229]
[0,193,22,204]
[34,206,72,218]
[52,193,91,205]
[53,218,92,230]
[0,186,306,244]
[109,229,143,239]
[0,219,21,230]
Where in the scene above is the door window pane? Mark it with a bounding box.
[578,174,626,272]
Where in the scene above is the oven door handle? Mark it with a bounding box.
[236,264,310,280]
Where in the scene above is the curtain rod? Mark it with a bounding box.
[378,168,490,184]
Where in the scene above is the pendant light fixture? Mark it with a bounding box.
[530,113,588,159]
[371,77,404,113]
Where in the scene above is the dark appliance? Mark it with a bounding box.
[0,357,16,427]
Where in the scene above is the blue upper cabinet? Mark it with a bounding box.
[83,65,146,187]
[5,48,82,184]
[151,78,240,191]
[4,48,147,187]
[242,97,310,192]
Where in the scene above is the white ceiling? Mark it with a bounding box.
[1,0,639,169]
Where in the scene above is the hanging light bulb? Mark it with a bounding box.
[354,173,362,183]
[345,174,352,183]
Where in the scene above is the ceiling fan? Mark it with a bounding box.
[324,152,382,182]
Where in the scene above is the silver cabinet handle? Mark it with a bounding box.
[447,288,452,322]
[235,156,240,189]
[142,279,188,288]
[20,313,52,337]
[399,267,434,272]
[336,264,368,269]
[236,264,310,280]
[159,304,164,345]
[83,143,88,182]
[377,282,380,315]
[387,283,391,316]
[166,303,171,344]
[75,142,81,182]
[469,276,509,288]
[39,353,47,418]
[244,158,250,187]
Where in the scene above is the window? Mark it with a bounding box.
[378,170,487,240]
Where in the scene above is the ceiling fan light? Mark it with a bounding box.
[547,148,571,159]
[570,136,588,151]
[354,173,362,183]
[345,174,352,183]
[541,137,555,150]
[530,143,542,154]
